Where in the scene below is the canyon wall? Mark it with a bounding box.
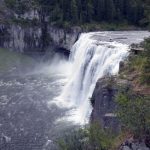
[0,24,81,54]
[91,76,130,132]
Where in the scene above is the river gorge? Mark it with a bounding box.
[0,31,150,150]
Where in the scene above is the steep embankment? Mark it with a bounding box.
[1,0,150,54]
[0,1,81,54]
[91,39,150,149]
[0,24,80,53]
[91,76,129,132]
[91,39,150,126]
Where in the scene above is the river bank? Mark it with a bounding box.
[0,30,150,150]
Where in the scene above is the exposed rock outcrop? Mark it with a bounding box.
[120,139,150,150]
[0,24,81,54]
[0,2,81,53]
[0,24,41,52]
[91,76,130,132]
[47,26,81,52]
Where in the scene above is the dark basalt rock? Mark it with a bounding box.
[91,76,129,133]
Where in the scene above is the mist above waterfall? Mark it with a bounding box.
[55,31,150,125]
[57,32,130,124]
[0,31,150,149]
[43,31,150,125]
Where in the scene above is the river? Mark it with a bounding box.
[0,31,150,150]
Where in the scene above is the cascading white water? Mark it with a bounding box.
[58,32,129,124]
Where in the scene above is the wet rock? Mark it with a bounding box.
[91,76,129,133]
[91,77,118,131]
[119,61,125,73]
[120,141,150,150]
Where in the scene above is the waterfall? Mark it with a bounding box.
[58,32,129,124]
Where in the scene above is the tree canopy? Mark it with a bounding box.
[4,0,150,27]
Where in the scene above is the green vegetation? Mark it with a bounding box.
[58,91,150,150]
[58,38,150,149]
[116,91,150,138]
[120,38,150,86]
[1,1,150,149]
[58,123,113,150]
[3,0,150,28]
[80,22,140,31]
[115,38,150,145]
[10,17,39,27]
[141,38,150,84]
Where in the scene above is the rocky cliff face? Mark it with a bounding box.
[0,24,81,54]
[91,76,129,132]
[0,24,41,52]
[47,26,81,52]
[0,1,81,54]
[91,59,150,149]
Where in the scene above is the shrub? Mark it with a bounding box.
[116,90,150,138]
[58,123,113,150]
[141,38,150,85]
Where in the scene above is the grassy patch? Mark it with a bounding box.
[119,38,150,92]
[58,123,114,150]
[79,22,141,31]
[50,21,142,32]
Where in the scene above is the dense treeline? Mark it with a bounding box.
[4,0,150,27]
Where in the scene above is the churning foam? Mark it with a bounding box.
[56,32,129,124]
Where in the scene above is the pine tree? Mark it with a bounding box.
[86,0,93,22]
[70,0,78,23]
[105,0,116,22]
[126,0,138,24]
[4,0,148,27]
[96,0,105,21]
